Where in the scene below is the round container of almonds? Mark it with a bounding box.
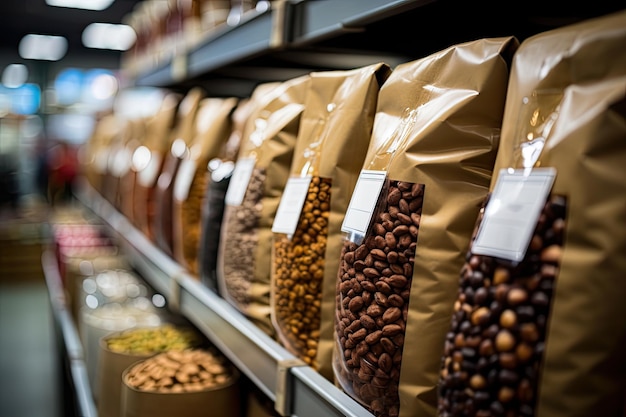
[120,348,241,417]
[96,325,204,417]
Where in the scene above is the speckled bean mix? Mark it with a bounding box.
[221,167,266,306]
[437,194,566,417]
[334,180,423,417]
[105,325,202,355]
[273,176,331,368]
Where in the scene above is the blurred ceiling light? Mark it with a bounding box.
[89,72,119,100]
[82,23,136,51]
[19,34,68,61]
[2,64,29,88]
[45,0,115,11]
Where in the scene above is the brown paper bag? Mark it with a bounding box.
[153,87,205,255]
[96,343,152,417]
[120,349,240,417]
[269,62,391,379]
[82,111,121,194]
[198,96,259,292]
[331,38,518,417]
[172,97,238,275]
[438,11,626,417]
[132,92,181,240]
[119,118,147,221]
[100,121,128,206]
[217,76,310,337]
[96,324,204,417]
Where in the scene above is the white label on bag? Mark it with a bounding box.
[224,157,256,206]
[173,158,197,201]
[472,168,557,262]
[272,176,312,236]
[341,170,387,236]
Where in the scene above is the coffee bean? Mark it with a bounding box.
[335,181,423,415]
[438,195,566,416]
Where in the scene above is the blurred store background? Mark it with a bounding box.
[0,0,170,214]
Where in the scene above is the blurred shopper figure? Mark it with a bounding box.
[48,141,78,205]
[0,151,20,215]
[0,124,21,216]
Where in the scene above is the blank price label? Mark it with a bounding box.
[472,168,556,262]
[272,176,312,236]
[224,157,256,206]
[341,170,387,236]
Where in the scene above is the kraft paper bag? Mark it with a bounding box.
[438,11,626,417]
[217,76,310,337]
[198,96,259,293]
[133,92,181,240]
[153,87,205,255]
[119,118,147,222]
[330,38,518,417]
[172,97,238,275]
[96,324,204,417]
[120,349,240,417]
[82,111,122,194]
[269,62,391,381]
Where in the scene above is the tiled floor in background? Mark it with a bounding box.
[0,281,63,417]
[0,201,63,417]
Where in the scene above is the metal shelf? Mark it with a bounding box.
[128,0,625,96]
[288,0,432,45]
[134,6,281,88]
[75,182,374,417]
[187,8,281,80]
[42,249,98,417]
[131,0,433,93]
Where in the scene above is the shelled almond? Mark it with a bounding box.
[124,349,236,393]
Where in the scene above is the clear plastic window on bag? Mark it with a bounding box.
[334,179,424,416]
[272,176,331,367]
[438,193,566,417]
[219,166,266,308]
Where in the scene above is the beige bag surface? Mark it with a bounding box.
[82,111,121,194]
[153,87,205,255]
[172,97,238,275]
[270,62,391,379]
[97,325,204,417]
[119,118,147,222]
[438,11,626,417]
[133,92,181,239]
[331,38,518,417]
[217,76,310,337]
[198,96,260,293]
[120,349,240,417]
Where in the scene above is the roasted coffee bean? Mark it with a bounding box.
[438,195,567,416]
[335,181,423,416]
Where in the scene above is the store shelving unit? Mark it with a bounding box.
[74,181,374,417]
[128,0,622,97]
[47,1,624,416]
[42,249,98,417]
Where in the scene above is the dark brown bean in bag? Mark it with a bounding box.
[438,11,626,417]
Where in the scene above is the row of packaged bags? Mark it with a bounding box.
[82,11,626,417]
